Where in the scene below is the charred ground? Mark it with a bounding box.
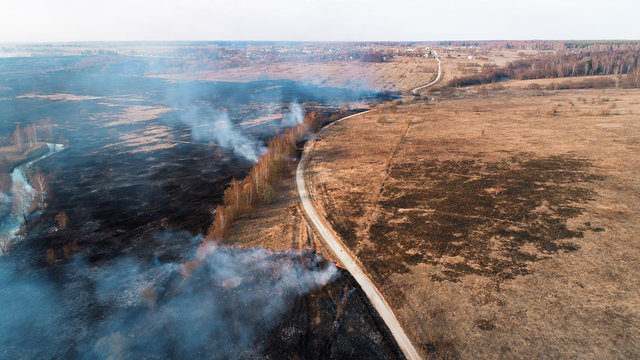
[0,51,407,359]
[364,154,604,282]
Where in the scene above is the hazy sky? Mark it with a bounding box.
[1,0,638,42]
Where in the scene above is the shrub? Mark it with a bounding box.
[45,248,56,263]
[261,184,275,204]
[620,73,640,88]
[55,213,68,229]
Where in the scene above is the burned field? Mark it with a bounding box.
[364,154,604,281]
[0,244,403,359]
[0,54,406,359]
[0,54,392,263]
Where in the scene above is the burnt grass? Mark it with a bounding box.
[359,154,604,282]
[20,142,246,265]
[266,256,405,360]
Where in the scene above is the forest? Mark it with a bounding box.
[447,49,640,88]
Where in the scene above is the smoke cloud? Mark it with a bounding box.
[281,102,304,127]
[180,106,266,163]
[0,233,338,359]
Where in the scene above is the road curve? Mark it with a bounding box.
[296,55,441,360]
[412,51,441,95]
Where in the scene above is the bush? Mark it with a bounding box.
[620,73,640,88]
[55,213,68,229]
[359,51,386,63]
[547,78,615,90]
[261,184,275,204]
[447,69,510,87]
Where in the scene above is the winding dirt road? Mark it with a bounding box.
[411,51,441,95]
[296,54,441,360]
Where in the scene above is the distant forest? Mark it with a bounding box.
[447,49,640,88]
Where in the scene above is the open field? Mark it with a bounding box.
[155,56,438,92]
[304,83,640,358]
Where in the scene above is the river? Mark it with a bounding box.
[0,143,64,252]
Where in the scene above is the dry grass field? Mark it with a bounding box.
[156,56,438,92]
[305,84,640,358]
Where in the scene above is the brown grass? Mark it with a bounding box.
[153,57,438,92]
[306,84,640,358]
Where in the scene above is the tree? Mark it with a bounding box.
[55,213,69,229]
[261,184,275,204]
[11,181,32,222]
[205,109,333,243]
[30,169,50,210]
[0,234,11,254]
[243,180,255,207]
[12,124,23,152]
[25,124,38,147]
[208,205,227,239]
[39,117,54,140]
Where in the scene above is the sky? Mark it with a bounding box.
[1,0,639,42]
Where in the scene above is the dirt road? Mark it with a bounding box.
[412,52,441,94]
[297,130,422,360]
[296,56,441,360]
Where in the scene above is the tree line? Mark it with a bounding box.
[12,117,55,152]
[447,49,640,88]
[439,40,640,52]
[205,110,335,241]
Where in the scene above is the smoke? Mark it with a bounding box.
[281,102,304,127]
[0,233,338,359]
[180,106,266,163]
[175,101,307,163]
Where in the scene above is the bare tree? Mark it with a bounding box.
[31,124,37,144]
[11,181,32,222]
[205,109,327,242]
[31,169,50,210]
[39,117,54,140]
[0,234,11,253]
[45,248,56,263]
[55,213,69,229]
[243,181,254,207]
[25,124,38,148]
[12,124,23,152]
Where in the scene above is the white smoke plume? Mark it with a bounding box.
[0,233,339,359]
[281,102,304,127]
[180,107,266,163]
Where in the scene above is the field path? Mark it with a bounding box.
[412,51,441,94]
[296,54,441,360]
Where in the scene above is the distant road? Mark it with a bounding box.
[296,54,441,360]
[412,51,441,94]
